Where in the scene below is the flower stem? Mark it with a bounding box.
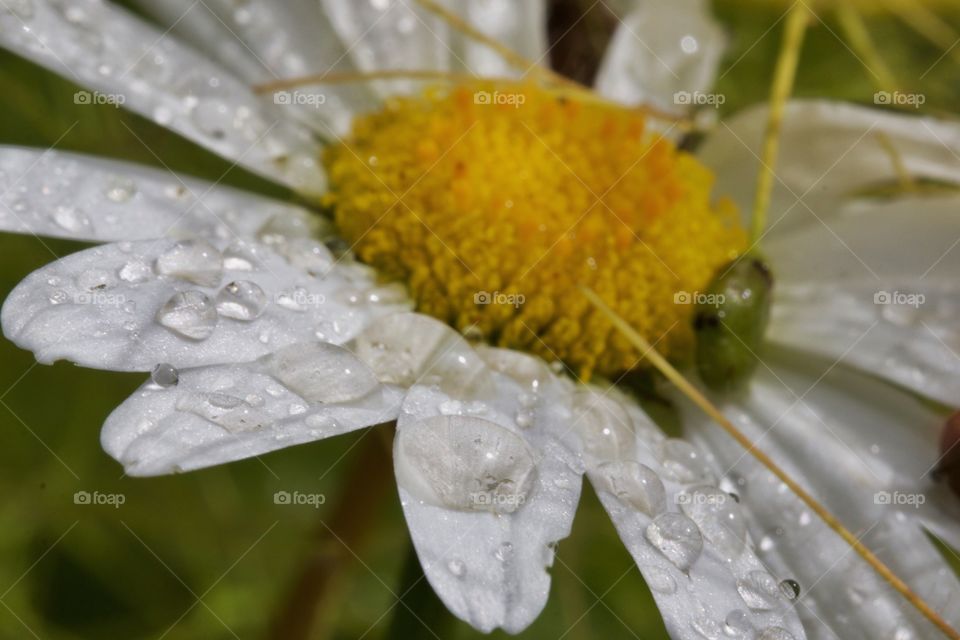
[582,287,960,640]
[749,2,810,244]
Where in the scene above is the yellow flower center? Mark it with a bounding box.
[323,82,746,379]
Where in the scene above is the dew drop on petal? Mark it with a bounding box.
[155,240,223,287]
[645,513,702,571]
[104,176,137,202]
[118,260,153,283]
[53,205,92,234]
[395,415,537,514]
[191,99,232,140]
[679,485,747,559]
[736,570,781,610]
[723,609,753,637]
[264,342,379,404]
[215,280,267,321]
[222,241,259,271]
[156,290,218,340]
[595,461,666,516]
[495,542,514,563]
[658,438,714,483]
[574,390,635,461]
[447,558,466,578]
[150,363,179,387]
[778,579,800,601]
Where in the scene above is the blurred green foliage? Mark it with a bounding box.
[1,2,959,639]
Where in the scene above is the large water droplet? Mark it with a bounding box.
[264,342,379,404]
[679,485,746,559]
[395,415,536,514]
[222,240,260,271]
[216,280,267,321]
[736,571,781,610]
[574,389,635,461]
[645,512,702,571]
[156,240,223,287]
[595,461,666,516]
[156,290,218,340]
[150,363,179,387]
[778,579,800,601]
[723,609,753,637]
[658,439,714,483]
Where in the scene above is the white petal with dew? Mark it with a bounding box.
[2,239,409,371]
[697,100,960,234]
[394,346,584,633]
[102,342,402,475]
[0,146,316,243]
[676,352,960,639]
[0,0,324,193]
[132,0,378,135]
[766,196,960,405]
[575,386,808,640]
[594,0,725,114]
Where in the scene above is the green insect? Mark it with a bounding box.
[693,256,774,393]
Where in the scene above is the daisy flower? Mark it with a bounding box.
[0,1,958,639]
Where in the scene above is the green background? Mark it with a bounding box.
[1,1,958,638]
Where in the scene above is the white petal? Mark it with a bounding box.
[698,100,960,234]
[452,0,548,78]
[594,0,725,113]
[677,353,960,639]
[320,0,450,96]
[2,239,409,371]
[766,196,960,405]
[131,0,377,134]
[575,386,808,640]
[0,146,316,242]
[0,0,324,193]
[393,346,584,633]
[102,342,402,475]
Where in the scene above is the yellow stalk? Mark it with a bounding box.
[581,287,960,640]
[836,1,899,92]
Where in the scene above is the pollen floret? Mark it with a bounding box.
[324,82,746,378]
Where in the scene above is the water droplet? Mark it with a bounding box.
[757,628,795,640]
[495,542,514,562]
[723,609,753,637]
[222,241,259,271]
[276,238,333,275]
[447,558,466,578]
[104,176,136,202]
[643,567,677,594]
[118,260,153,283]
[53,205,91,234]
[156,240,223,287]
[574,389,635,461]
[515,410,534,428]
[679,485,746,559]
[191,99,233,139]
[658,439,714,483]
[215,280,267,321]
[150,363,179,387]
[778,579,800,601]
[395,415,536,514]
[264,343,379,404]
[736,571,780,610]
[595,461,666,516]
[156,290,218,340]
[645,513,702,571]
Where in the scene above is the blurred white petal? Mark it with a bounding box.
[102,342,402,475]
[0,0,325,193]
